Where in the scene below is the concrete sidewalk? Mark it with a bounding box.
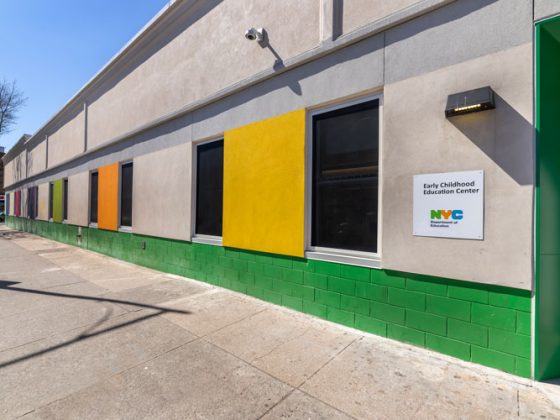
[0,226,559,419]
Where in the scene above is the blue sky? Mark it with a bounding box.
[0,0,169,151]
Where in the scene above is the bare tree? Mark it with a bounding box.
[0,79,27,137]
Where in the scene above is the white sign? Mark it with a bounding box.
[413,170,484,240]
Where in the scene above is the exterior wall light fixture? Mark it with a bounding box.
[445,86,495,117]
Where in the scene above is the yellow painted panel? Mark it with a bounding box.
[223,109,306,257]
[98,163,119,231]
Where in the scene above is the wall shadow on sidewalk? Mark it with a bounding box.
[0,280,191,369]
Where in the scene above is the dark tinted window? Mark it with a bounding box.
[90,172,98,224]
[311,99,379,253]
[27,188,33,219]
[28,187,38,220]
[63,179,68,220]
[48,183,54,220]
[34,187,38,219]
[120,162,133,227]
[196,140,224,236]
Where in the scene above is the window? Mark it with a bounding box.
[48,182,54,220]
[90,172,98,224]
[311,99,380,254]
[5,193,9,216]
[27,188,31,219]
[63,179,68,221]
[120,162,133,227]
[28,187,38,220]
[34,187,38,219]
[195,139,224,237]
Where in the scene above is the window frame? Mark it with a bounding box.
[304,93,383,269]
[191,136,224,246]
[88,170,99,228]
[118,160,134,231]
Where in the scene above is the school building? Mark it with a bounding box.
[3,0,560,380]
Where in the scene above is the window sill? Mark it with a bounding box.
[118,226,132,233]
[88,223,98,229]
[305,250,381,269]
[191,235,222,246]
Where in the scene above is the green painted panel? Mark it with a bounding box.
[536,18,560,381]
[52,180,64,223]
[8,216,532,378]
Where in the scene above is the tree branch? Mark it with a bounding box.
[0,78,27,136]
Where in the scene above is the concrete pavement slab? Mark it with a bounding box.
[0,281,108,318]
[11,237,67,252]
[261,390,353,420]
[37,249,171,292]
[162,289,268,336]
[252,323,358,387]
[103,278,212,312]
[205,308,314,362]
[0,255,58,275]
[0,269,86,291]
[300,335,559,419]
[206,306,359,387]
[2,228,560,419]
[0,311,196,419]
[24,340,293,420]
[92,274,171,292]
[0,299,128,351]
[0,241,35,258]
[518,386,560,419]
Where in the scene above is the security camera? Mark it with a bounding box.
[245,27,264,42]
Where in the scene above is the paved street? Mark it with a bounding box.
[0,225,559,419]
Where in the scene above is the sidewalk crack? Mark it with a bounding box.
[296,335,361,389]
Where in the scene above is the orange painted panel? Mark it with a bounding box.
[98,163,119,231]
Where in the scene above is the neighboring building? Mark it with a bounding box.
[2,0,559,380]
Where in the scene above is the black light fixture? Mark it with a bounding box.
[445,86,495,117]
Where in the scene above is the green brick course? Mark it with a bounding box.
[388,324,425,347]
[6,215,533,378]
[426,334,470,361]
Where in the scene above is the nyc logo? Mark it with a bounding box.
[431,210,463,220]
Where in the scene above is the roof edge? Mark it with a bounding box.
[4,0,186,161]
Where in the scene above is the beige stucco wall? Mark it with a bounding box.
[47,110,85,168]
[20,188,28,218]
[4,161,13,188]
[86,0,320,150]
[67,172,89,226]
[4,150,27,187]
[7,192,14,216]
[27,141,46,177]
[10,191,15,215]
[381,43,533,290]
[342,0,420,34]
[37,183,49,221]
[535,0,560,21]
[132,143,192,240]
